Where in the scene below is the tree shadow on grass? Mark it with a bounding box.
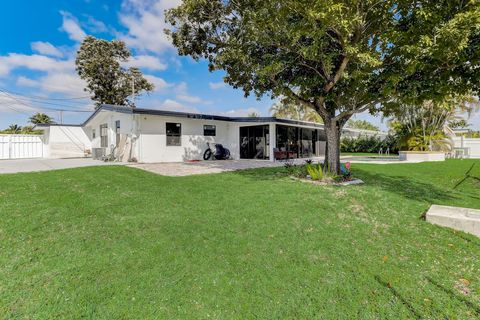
[233,166,291,181]
[374,275,422,319]
[353,168,456,203]
[425,277,480,317]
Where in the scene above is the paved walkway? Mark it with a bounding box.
[131,160,285,176]
[0,158,113,174]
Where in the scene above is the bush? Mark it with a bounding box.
[341,135,399,154]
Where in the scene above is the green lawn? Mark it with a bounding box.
[1,160,480,319]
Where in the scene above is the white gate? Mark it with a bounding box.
[0,134,43,159]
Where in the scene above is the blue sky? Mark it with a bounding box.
[0,0,477,131]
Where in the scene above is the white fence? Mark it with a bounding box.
[452,137,480,158]
[0,134,43,159]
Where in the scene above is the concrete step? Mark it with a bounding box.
[426,205,480,237]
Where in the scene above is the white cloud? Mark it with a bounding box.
[0,92,41,114]
[217,107,261,117]
[125,55,167,71]
[0,53,88,98]
[144,75,171,90]
[0,54,73,77]
[16,73,88,98]
[209,81,226,90]
[16,76,38,87]
[31,41,64,58]
[148,98,199,113]
[174,82,212,105]
[119,0,181,53]
[60,11,87,42]
[84,15,109,33]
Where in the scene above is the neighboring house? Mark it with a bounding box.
[35,104,386,163]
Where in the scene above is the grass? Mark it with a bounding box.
[0,160,480,319]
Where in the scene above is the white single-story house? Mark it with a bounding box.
[35,104,386,163]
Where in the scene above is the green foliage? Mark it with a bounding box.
[465,131,480,138]
[449,119,469,129]
[346,119,379,131]
[29,113,54,125]
[0,124,43,135]
[387,97,479,151]
[75,36,154,108]
[306,163,325,181]
[165,0,480,173]
[341,135,399,154]
[2,124,22,134]
[247,112,259,117]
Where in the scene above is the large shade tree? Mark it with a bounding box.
[76,36,154,108]
[166,0,480,173]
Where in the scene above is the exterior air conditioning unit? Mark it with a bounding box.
[92,148,106,160]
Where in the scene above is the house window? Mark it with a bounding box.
[166,122,181,146]
[204,125,216,136]
[100,123,108,148]
[92,129,96,139]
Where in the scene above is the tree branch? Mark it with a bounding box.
[333,103,372,122]
[323,56,349,93]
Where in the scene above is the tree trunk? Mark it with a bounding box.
[323,121,342,175]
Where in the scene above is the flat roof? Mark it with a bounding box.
[37,104,327,129]
[33,104,387,134]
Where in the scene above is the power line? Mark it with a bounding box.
[3,94,94,109]
[0,90,94,113]
[0,89,92,107]
[0,87,91,100]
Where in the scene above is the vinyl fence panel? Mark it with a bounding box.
[453,137,480,158]
[0,135,43,159]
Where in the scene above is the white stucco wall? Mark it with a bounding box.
[136,115,236,163]
[43,126,91,158]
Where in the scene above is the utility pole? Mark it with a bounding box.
[59,110,63,124]
[131,77,135,108]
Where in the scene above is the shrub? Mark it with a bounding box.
[341,135,399,154]
[306,163,324,181]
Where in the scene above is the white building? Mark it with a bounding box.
[36,104,386,163]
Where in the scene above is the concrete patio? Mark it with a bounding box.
[130,159,286,176]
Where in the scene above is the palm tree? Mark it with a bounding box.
[6,124,22,134]
[21,125,35,134]
[29,113,54,125]
[390,95,479,151]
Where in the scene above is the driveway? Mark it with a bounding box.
[0,158,113,174]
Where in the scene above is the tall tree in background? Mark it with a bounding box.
[29,113,54,125]
[76,36,154,108]
[389,95,479,151]
[166,1,480,173]
[346,120,379,131]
